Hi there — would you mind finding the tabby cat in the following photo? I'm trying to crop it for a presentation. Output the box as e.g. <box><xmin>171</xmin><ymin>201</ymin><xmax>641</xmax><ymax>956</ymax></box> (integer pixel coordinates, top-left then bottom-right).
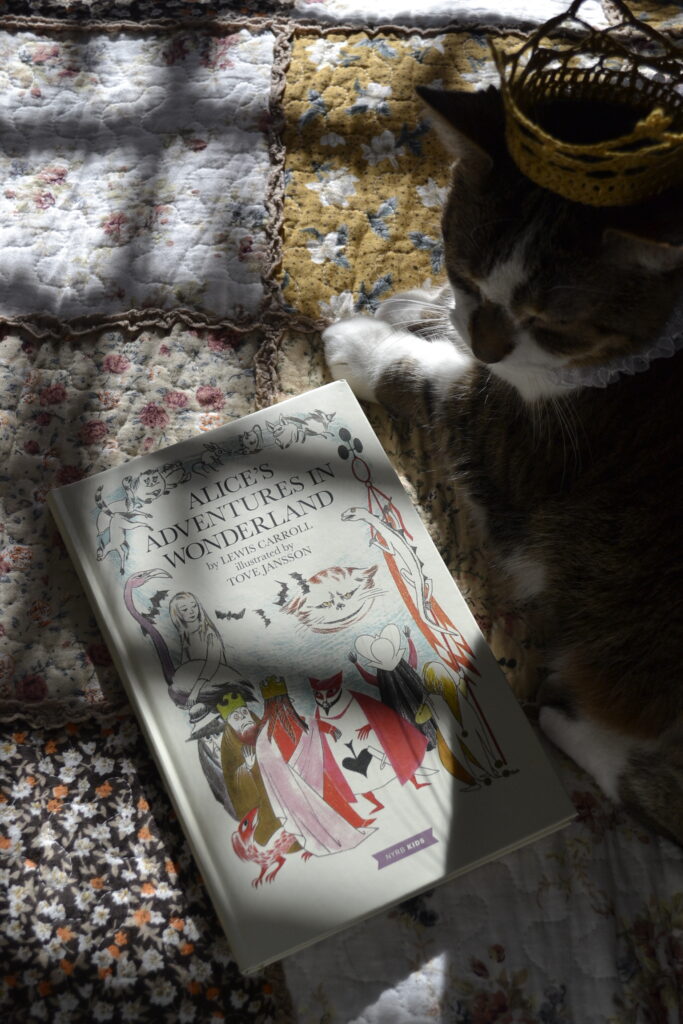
<box><xmin>323</xmin><ymin>86</ymin><xmax>683</xmax><ymax>844</ymax></box>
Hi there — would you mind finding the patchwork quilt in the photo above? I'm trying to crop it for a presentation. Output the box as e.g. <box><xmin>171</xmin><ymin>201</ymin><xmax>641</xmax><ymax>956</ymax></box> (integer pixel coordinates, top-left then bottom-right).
<box><xmin>1</xmin><ymin>1</ymin><xmax>682</xmax><ymax>1022</ymax></box>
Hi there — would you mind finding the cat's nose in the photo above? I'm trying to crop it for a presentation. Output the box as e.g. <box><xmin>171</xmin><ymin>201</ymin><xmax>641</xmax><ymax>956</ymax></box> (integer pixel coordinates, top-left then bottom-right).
<box><xmin>469</xmin><ymin>301</ymin><xmax>514</xmax><ymax>364</ymax></box>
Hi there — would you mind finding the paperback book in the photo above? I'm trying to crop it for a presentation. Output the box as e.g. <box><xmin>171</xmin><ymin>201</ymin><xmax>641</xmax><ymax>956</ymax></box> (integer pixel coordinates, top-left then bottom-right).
<box><xmin>48</xmin><ymin>380</ymin><xmax>575</xmax><ymax>974</ymax></box>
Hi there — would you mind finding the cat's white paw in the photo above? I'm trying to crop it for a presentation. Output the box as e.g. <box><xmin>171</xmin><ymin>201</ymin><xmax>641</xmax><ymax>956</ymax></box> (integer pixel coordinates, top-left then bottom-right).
<box><xmin>539</xmin><ymin>704</ymin><xmax>638</xmax><ymax>803</ymax></box>
<box><xmin>324</xmin><ymin>313</ymin><xmax>473</xmax><ymax>403</ymax></box>
<box><xmin>323</xmin><ymin>316</ymin><xmax>395</xmax><ymax>402</ymax></box>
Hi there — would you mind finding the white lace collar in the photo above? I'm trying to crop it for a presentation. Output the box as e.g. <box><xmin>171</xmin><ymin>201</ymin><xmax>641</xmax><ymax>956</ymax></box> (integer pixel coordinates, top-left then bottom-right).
<box><xmin>548</xmin><ymin>292</ymin><xmax>683</xmax><ymax>391</ymax></box>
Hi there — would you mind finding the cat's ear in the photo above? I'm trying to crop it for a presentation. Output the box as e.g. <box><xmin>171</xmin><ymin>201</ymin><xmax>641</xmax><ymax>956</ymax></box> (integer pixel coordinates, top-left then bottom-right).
<box><xmin>416</xmin><ymin>85</ymin><xmax>505</xmax><ymax>169</ymax></box>
<box><xmin>603</xmin><ymin>228</ymin><xmax>683</xmax><ymax>273</ymax></box>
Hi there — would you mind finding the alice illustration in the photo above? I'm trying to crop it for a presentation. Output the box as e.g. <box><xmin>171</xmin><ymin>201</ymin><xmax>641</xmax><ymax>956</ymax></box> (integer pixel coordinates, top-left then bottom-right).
<box><xmin>301</xmin><ymin>667</ymin><xmax>434</xmax><ymax>816</ymax></box>
<box><xmin>124</xmin><ymin>570</ymin><xmax>253</xmax><ymax>811</ymax></box>
<box><xmin>352</xmin><ymin>623</ymin><xmax>502</xmax><ymax>788</ymax></box>
<box><xmin>231</xmin><ymin>807</ymin><xmax>302</xmax><ymax>888</ymax></box>
<box><xmin>267</xmin><ymin>409</ymin><xmax>335</xmax><ymax>449</ymax></box>
<box><xmin>168</xmin><ymin>591</ymin><xmax>251</xmax><ymax>715</ymax></box>
<box><xmin>351</xmin><ymin>623</ymin><xmax>437</xmax><ymax>751</ymax></box>
<box><xmin>95</xmin><ymin>483</ymin><xmax>153</xmax><ymax>575</ymax></box>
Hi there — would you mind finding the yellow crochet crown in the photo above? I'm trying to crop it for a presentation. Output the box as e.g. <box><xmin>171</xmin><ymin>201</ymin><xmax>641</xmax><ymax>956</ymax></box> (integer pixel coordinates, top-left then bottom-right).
<box><xmin>490</xmin><ymin>0</ymin><xmax>683</xmax><ymax>206</ymax></box>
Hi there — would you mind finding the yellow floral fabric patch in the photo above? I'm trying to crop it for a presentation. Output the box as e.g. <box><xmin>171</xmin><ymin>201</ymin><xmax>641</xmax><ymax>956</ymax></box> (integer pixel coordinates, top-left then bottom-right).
<box><xmin>281</xmin><ymin>31</ymin><xmax>498</xmax><ymax>321</ymax></box>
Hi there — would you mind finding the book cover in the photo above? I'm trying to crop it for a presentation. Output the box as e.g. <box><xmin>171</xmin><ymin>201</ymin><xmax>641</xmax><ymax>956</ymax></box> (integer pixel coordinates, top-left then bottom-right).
<box><xmin>48</xmin><ymin>380</ymin><xmax>575</xmax><ymax>974</ymax></box>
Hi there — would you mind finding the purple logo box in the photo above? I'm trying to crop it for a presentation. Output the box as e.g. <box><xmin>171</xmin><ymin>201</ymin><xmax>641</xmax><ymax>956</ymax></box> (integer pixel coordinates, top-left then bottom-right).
<box><xmin>373</xmin><ymin>828</ymin><xmax>438</xmax><ymax>869</ymax></box>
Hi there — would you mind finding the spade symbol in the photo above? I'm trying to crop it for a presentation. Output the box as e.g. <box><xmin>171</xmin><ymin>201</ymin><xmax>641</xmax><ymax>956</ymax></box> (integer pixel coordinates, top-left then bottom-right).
<box><xmin>342</xmin><ymin>740</ymin><xmax>373</xmax><ymax>777</ymax></box>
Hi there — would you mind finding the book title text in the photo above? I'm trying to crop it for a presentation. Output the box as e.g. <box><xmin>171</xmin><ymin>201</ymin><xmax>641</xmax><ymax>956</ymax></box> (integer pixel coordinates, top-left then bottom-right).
<box><xmin>145</xmin><ymin>460</ymin><xmax>336</xmax><ymax>569</ymax></box>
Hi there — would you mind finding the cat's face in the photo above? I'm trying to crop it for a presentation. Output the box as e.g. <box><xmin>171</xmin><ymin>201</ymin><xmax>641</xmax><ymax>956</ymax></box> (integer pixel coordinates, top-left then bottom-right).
<box><xmin>278</xmin><ymin>565</ymin><xmax>380</xmax><ymax>633</ymax></box>
<box><xmin>419</xmin><ymin>86</ymin><xmax>683</xmax><ymax>398</ymax></box>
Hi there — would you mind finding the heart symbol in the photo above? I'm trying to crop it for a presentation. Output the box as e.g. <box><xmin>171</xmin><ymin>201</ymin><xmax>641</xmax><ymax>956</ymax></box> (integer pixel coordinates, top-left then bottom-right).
<box><xmin>342</xmin><ymin>748</ymin><xmax>373</xmax><ymax>777</ymax></box>
<box><xmin>355</xmin><ymin>623</ymin><xmax>403</xmax><ymax>670</ymax></box>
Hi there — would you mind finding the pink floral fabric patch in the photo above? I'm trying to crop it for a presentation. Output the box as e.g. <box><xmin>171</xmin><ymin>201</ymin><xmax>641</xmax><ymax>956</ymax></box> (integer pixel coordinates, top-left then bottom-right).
<box><xmin>0</xmin><ymin>324</ymin><xmax>262</xmax><ymax>719</ymax></box>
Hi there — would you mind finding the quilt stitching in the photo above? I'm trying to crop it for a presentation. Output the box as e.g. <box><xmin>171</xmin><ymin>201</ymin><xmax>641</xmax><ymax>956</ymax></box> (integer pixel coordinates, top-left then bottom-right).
<box><xmin>0</xmin><ymin>19</ymin><xmax>287</xmax><ymax>334</ymax></box>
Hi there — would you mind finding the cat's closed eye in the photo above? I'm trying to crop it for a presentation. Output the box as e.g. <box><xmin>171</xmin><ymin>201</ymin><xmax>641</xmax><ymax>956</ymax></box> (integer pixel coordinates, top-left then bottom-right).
<box><xmin>450</xmin><ymin>270</ymin><xmax>480</xmax><ymax>297</ymax></box>
<box><xmin>519</xmin><ymin>308</ymin><xmax>573</xmax><ymax>332</ymax></box>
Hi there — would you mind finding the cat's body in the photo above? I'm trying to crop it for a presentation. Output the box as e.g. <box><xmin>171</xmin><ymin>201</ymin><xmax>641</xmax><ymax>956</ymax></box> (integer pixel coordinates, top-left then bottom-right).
<box><xmin>323</xmin><ymin>86</ymin><xmax>683</xmax><ymax>843</ymax></box>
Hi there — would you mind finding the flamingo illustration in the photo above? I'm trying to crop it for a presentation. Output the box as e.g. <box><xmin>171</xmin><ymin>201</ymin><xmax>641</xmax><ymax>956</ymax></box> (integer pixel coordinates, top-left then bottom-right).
<box><xmin>123</xmin><ymin>568</ymin><xmax>176</xmax><ymax>684</ymax></box>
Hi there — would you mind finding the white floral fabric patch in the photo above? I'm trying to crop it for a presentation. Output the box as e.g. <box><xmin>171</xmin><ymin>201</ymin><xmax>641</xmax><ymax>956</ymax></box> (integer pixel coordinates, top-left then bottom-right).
<box><xmin>292</xmin><ymin>0</ymin><xmax>610</xmax><ymax>28</ymax></box>
<box><xmin>0</xmin><ymin>28</ymin><xmax>276</xmax><ymax>329</ymax></box>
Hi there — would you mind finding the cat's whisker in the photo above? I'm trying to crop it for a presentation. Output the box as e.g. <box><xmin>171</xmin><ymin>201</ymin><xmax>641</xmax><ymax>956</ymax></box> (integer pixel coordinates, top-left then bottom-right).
<box><xmin>420</xmin><ymin>329</ymin><xmax>454</xmax><ymax>343</ymax></box>
<box><xmin>528</xmin><ymin>394</ymin><xmax>540</xmax><ymax>449</ymax></box>
<box><xmin>382</xmin><ymin>317</ymin><xmax>451</xmax><ymax>331</ymax></box>
<box><xmin>384</xmin><ymin>318</ymin><xmax>452</xmax><ymax>339</ymax></box>
<box><xmin>548</xmin><ymin>397</ymin><xmax>570</xmax><ymax>475</ymax></box>
<box><xmin>530</xmin><ymin>393</ymin><xmax>547</xmax><ymax>452</ymax></box>
<box><xmin>560</xmin><ymin>393</ymin><xmax>588</xmax><ymax>468</ymax></box>
<box><xmin>548</xmin><ymin>393</ymin><xmax>582</xmax><ymax>480</ymax></box>
<box><xmin>391</xmin><ymin>306</ymin><xmax>450</xmax><ymax>318</ymax></box>
<box><xmin>380</xmin><ymin>302</ymin><xmax>452</xmax><ymax>316</ymax></box>
<box><xmin>381</xmin><ymin>297</ymin><xmax>450</xmax><ymax>309</ymax></box>
<box><xmin>389</xmin><ymin>315</ymin><xmax>450</xmax><ymax>327</ymax></box>
<box><xmin>411</xmin><ymin>322</ymin><xmax>452</xmax><ymax>335</ymax></box>
<box><xmin>475</xmin><ymin>365</ymin><xmax>493</xmax><ymax>405</ymax></box>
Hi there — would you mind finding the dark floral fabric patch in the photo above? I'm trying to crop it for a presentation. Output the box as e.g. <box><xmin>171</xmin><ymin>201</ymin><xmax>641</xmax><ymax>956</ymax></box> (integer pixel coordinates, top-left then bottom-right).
<box><xmin>0</xmin><ymin>714</ymin><xmax>289</xmax><ymax>1022</ymax></box>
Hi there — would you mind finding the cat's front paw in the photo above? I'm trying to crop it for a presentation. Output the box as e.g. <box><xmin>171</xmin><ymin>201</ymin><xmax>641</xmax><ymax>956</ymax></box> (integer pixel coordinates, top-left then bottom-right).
<box><xmin>323</xmin><ymin>316</ymin><xmax>394</xmax><ymax>402</ymax></box>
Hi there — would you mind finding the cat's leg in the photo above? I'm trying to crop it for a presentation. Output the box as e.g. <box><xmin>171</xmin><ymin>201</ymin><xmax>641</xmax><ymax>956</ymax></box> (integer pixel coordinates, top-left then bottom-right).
<box><xmin>539</xmin><ymin>676</ymin><xmax>683</xmax><ymax>844</ymax></box>
<box><xmin>323</xmin><ymin>315</ymin><xmax>472</xmax><ymax>405</ymax></box>
<box><xmin>538</xmin><ymin>693</ymin><xmax>640</xmax><ymax>802</ymax></box>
